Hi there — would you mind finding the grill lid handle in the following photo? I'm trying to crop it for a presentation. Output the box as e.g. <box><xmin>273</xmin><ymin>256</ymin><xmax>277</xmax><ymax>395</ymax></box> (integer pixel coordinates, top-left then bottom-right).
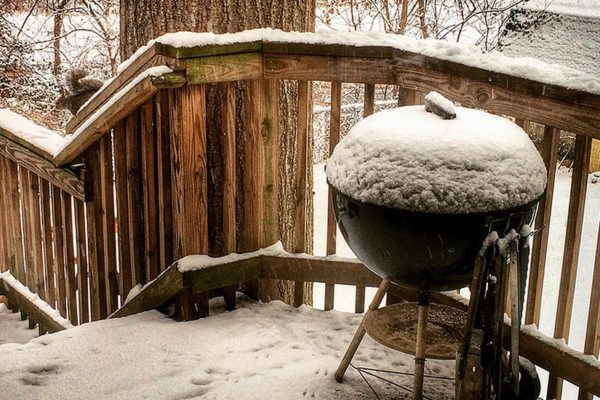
<box><xmin>424</xmin><ymin>91</ymin><xmax>456</xmax><ymax>120</ymax></box>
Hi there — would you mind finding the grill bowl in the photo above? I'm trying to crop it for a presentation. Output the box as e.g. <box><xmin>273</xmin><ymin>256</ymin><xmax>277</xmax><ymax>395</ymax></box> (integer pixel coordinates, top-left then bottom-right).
<box><xmin>330</xmin><ymin>185</ymin><xmax>540</xmax><ymax>291</ymax></box>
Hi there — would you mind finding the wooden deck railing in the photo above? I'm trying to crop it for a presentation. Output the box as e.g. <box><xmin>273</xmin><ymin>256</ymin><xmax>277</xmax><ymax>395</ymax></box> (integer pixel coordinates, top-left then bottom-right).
<box><xmin>0</xmin><ymin>33</ymin><xmax>599</xmax><ymax>399</ymax></box>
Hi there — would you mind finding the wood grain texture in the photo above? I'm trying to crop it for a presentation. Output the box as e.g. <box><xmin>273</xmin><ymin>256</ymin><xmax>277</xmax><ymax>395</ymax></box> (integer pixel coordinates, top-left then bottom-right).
<box><xmin>326</xmin><ymin>81</ymin><xmax>342</xmax><ymax>257</ymax></box>
<box><xmin>62</xmin><ymin>191</ymin><xmax>78</xmax><ymax>323</ymax></box>
<box><xmin>155</xmin><ymin>92</ymin><xmax>173</xmax><ymax>270</ymax></box>
<box><xmin>40</xmin><ymin>181</ymin><xmax>56</xmax><ymax>308</ymax></box>
<box><xmin>140</xmin><ymin>100</ymin><xmax>160</xmax><ymax>281</ymax></box>
<box><xmin>264</xmin><ymin>53</ymin><xmax>600</xmax><ymax>138</ymax></box>
<box><xmin>363</xmin><ymin>83</ymin><xmax>375</xmax><ymax>117</ymax></box>
<box><xmin>185</xmin><ymin>53</ymin><xmax>262</xmax><ymax>84</ymax></box>
<box><xmin>170</xmin><ymin>85</ymin><xmax>209</xmax><ymax>258</ymax></box>
<box><xmin>51</xmin><ymin>186</ymin><xmax>68</xmax><ymax>319</ymax></box>
<box><xmin>0</xmin><ymin>134</ymin><xmax>84</xmax><ymax>200</ymax></box>
<box><xmin>548</xmin><ymin>134</ymin><xmax>592</xmax><ymax>399</ymax></box>
<box><xmin>74</xmin><ymin>200</ymin><xmax>90</xmax><ymax>324</ymax></box>
<box><xmin>56</xmin><ymin>78</ymin><xmax>159</xmax><ymax>166</ymax></box>
<box><xmin>113</xmin><ymin>120</ymin><xmax>133</xmax><ymax>299</ymax></box>
<box><xmin>525</xmin><ymin>126</ymin><xmax>559</xmax><ymax>325</ymax></box>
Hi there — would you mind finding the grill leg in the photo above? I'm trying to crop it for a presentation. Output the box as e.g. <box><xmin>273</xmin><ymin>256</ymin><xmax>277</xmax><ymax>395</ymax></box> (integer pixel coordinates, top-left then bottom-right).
<box><xmin>335</xmin><ymin>277</ymin><xmax>390</xmax><ymax>382</ymax></box>
<box><xmin>413</xmin><ymin>292</ymin><xmax>429</xmax><ymax>400</ymax></box>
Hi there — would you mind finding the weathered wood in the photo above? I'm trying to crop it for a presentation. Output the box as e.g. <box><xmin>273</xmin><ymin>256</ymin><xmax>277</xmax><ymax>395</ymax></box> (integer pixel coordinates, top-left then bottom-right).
<box><xmin>0</xmin><ymin>157</ymin><xmax>9</xmax><ymax>270</ymax></box>
<box><xmin>85</xmin><ymin>145</ymin><xmax>108</xmax><ymax>320</ymax></box>
<box><xmin>170</xmin><ymin>85</ymin><xmax>209</xmax><ymax>259</ymax></box>
<box><xmin>74</xmin><ymin>200</ymin><xmax>90</xmax><ymax>324</ymax></box>
<box><xmin>363</xmin><ymin>83</ymin><xmax>375</xmax><ymax>117</ymax></box>
<box><xmin>0</xmin><ymin>134</ymin><xmax>85</xmax><ymax>200</ymax></box>
<box><xmin>113</xmin><ymin>120</ymin><xmax>133</xmax><ymax>300</ymax></box>
<box><xmin>397</xmin><ymin>87</ymin><xmax>417</xmax><ymax>106</ymax></box>
<box><xmin>40</xmin><ymin>181</ymin><xmax>56</xmax><ymax>308</ymax></box>
<box><xmin>221</xmin><ymin>82</ymin><xmax>237</xmax><ymax>310</ymax></box>
<box><xmin>20</xmin><ymin>171</ymin><xmax>34</xmax><ymax>288</ymax></box>
<box><xmin>326</xmin><ymin>81</ymin><xmax>342</xmax><ymax>257</ymax></box>
<box><xmin>3</xmin><ymin>159</ymin><xmax>24</xmax><ymax>280</ymax></box>
<box><xmin>62</xmin><ymin>192</ymin><xmax>78</xmax><ymax>324</ymax></box>
<box><xmin>150</xmin><ymin>71</ymin><xmax>187</xmax><ymax>89</ymax></box>
<box><xmin>525</xmin><ymin>126</ymin><xmax>559</xmax><ymax>325</ymax></box>
<box><xmin>293</xmin><ymin>80</ymin><xmax>311</xmax><ymax>253</ymax></box>
<box><xmin>51</xmin><ymin>186</ymin><xmax>68</xmax><ymax>318</ymax></box>
<box><xmin>124</xmin><ymin>112</ymin><xmax>144</xmax><ymax>286</ymax></box>
<box><xmin>324</xmin><ymin>283</ymin><xmax>335</xmax><ymax>311</ymax></box>
<box><xmin>355</xmin><ymin>285</ymin><xmax>365</xmax><ymax>313</ymax></box>
<box><xmin>140</xmin><ymin>100</ymin><xmax>160</xmax><ymax>281</ymax></box>
<box><xmin>56</xmin><ymin>77</ymin><xmax>160</xmax><ymax>166</ymax></box>
<box><xmin>185</xmin><ymin>53</ymin><xmax>262</xmax><ymax>84</ymax></box>
<box><xmin>98</xmin><ymin>137</ymin><xmax>118</xmax><ymax>314</ymax></box>
<box><xmin>0</xmin><ymin>277</ymin><xmax>68</xmax><ymax>333</ymax></box>
<box><xmin>66</xmin><ymin>45</ymin><xmax>159</xmax><ymax>134</ymax></box>
<box><xmin>548</xmin><ymin>134</ymin><xmax>592</xmax><ymax>399</ymax></box>
<box><xmin>156</xmin><ymin>41</ymin><xmax>263</xmax><ymax>60</ymax></box>
<box><xmin>185</xmin><ymin>257</ymin><xmax>262</xmax><ymax>295</ymax></box>
<box><xmin>109</xmin><ymin>264</ymin><xmax>184</xmax><ymax>319</ymax></box>
<box><xmin>263</xmin><ymin>53</ymin><xmax>600</xmax><ymax>138</ymax></box>
<box><xmin>155</xmin><ymin>92</ymin><xmax>173</xmax><ymax>270</ymax></box>
<box><xmin>578</xmin><ymin>223</ymin><xmax>600</xmax><ymax>400</ymax></box>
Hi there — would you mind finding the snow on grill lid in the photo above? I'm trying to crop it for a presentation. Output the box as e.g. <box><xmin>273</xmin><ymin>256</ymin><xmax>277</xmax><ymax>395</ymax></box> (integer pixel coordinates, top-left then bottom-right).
<box><xmin>326</xmin><ymin>102</ymin><xmax>547</xmax><ymax>214</ymax></box>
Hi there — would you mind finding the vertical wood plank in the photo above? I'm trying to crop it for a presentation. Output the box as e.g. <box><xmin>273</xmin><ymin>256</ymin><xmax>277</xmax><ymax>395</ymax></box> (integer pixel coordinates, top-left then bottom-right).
<box><xmin>30</xmin><ymin>175</ymin><xmax>45</xmax><ymax>299</ymax></box>
<box><xmin>85</xmin><ymin>144</ymin><xmax>108</xmax><ymax>320</ymax></box>
<box><xmin>325</xmin><ymin>81</ymin><xmax>342</xmax><ymax>310</ymax></box>
<box><xmin>20</xmin><ymin>170</ymin><xmax>35</xmax><ymax>288</ymax></box>
<box><xmin>125</xmin><ymin>112</ymin><xmax>144</xmax><ymax>286</ymax></box>
<box><xmin>75</xmin><ymin>200</ymin><xmax>90</xmax><ymax>324</ymax></box>
<box><xmin>0</xmin><ymin>157</ymin><xmax>8</xmax><ymax>271</ymax></box>
<box><xmin>355</xmin><ymin>285</ymin><xmax>366</xmax><ymax>313</ymax></box>
<box><xmin>548</xmin><ymin>134</ymin><xmax>592</xmax><ymax>399</ymax></box>
<box><xmin>52</xmin><ymin>186</ymin><xmax>68</xmax><ymax>318</ymax></box>
<box><xmin>170</xmin><ymin>85</ymin><xmax>209</xmax><ymax>259</ymax></box>
<box><xmin>99</xmin><ymin>136</ymin><xmax>118</xmax><ymax>314</ymax></box>
<box><xmin>221</xmin><ymin>82</ymin><xmax>237</xmax><ymax>309</ymax></box>
<box><xmin>525</xmin><ymin>126</ymin><xmax>559</xmax><ymax>325</ymax></box>
<box><xmin>364</xmin><ymin>83</ymin><xmax>375</xmax><ymax>117</ymax></box>
<box><xmin>62</xmin><ymin>191</ymin><xmax>78</xmax><ymax>323</ymax></box>
<box><xmin>397</xmin><ymin>87</ymin><xmax>417</xmax><ymax>107</ymax></box>
<box><xmin>113</xmin><ymin>120</ymin><xmax>133</xmax><ymax>300</ymax></box>
<box><xmin>155</xmin><ymin>91</ymin><xmax>173</xmax><ymax>270</ymax></box>
<box><xmin>578</xmin><ymin>223</ymin><xmax>600</xmax><ymax>400</ymax></box>
<box><xmin>40</xmin><ymin>181</ymin><xmax>56</xmax><ymax>308</ymax></box>
<box><xmin>7</xmin><ymin>160</ymin><xmax>25</xmax><ymax>280</ymax></box>
<box><xmin>293</xmin><ymin>80</ymin><xmax>312</xmax><ymax>306</ymax></box>
<box><xmin>140</xmin><ymin>100</ymin><xmax>160</xmax><ymax>281</ymax></box>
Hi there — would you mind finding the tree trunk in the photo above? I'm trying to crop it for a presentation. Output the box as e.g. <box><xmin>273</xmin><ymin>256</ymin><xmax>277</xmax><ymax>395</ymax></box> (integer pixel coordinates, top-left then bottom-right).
<box><xmin>119</xmin><ymin>0</ymin><xmax>315</xmax><ymax>305</ymax></box>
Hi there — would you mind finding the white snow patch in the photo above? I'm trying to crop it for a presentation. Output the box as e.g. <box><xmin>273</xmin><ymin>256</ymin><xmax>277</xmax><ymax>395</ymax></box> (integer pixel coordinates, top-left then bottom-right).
<box><xmin>0</xmin><ymin>303</ymin><xmax>38</xmax><ymax>345</ymax></box>
<box><xmin>0</xmin><ymin>297</ymin><xmax>456</xmax><ymax>399</ymax></box>
<box><xmin>0</xmin><ymin>271</ymin><xmax>73</xmax><ymax>330</ymax></box>
<box><xmin>326</xmin><ymin>106</ymin><xmax>547</xmax><ymax>214</ymax></box>
<box><xmin>0</xmin><ymin>110</ymin><xmax>69</xmax><ymax>157</ymax></box>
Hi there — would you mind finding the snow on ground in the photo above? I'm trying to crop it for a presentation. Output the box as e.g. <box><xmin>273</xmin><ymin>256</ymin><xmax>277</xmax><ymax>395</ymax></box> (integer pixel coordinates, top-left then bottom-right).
<box><xmin>326</xmin><ymin>105</ymin><xmax>546</xmax><ymax>214</ymax></box>
<box><xmin>0</xmin><ymin>297</ymin><xmax>455</xmax><ymax>400</ymax></box>
<box><xmin>0</xmin><ymin>303</ymin><xmax>38</xmax><ymax>345</ymax></box>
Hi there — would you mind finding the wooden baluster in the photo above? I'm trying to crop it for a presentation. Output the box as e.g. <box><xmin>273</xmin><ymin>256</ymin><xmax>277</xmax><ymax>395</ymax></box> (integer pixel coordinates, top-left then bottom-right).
<box><xmin>75</xmin><ymin>200</ymin><xmax>90</xmax><ymax>324</ymax></box>
<box><xmin>293</xmin><ymin>80</ymin><xmax>312</xmax><ymax>307</ymax></box>
<box><xmin>526</xmin><ymin>126</ymin><xmax>559</xmax><ymax>325</ymax></box>
<box><xmin>52</xmin><ymin>186</ymin><xmax>68</xmax><ymax>318</ymax></box>
<box><xmin>364</xmin><ymin>83</ymin><xmax>375</xmax><ymax>117</ymax></box>
<box><xmin>547</xmin><ymin>134</ymin><xmax>592</xmax><ymax>399</ymax></box>
<box><xmin>7</xmin><ymin>160</ymin><xmax>25</xmax><ymax>281</ymax></box>
<box><xmin>113</xmin><ymin>120</ymin><xmax>133</xmax><ymax>301</ymax></box>
<box><xmin>325</xmin><ymin>81</ymin><xmax>342</xmax><ymax>311</ymax></box>
<box><xmin>155</xmin><ymin>91</ymin><xmax>173</xmax><ymax>271</ymax></box>
<box><xmin>62</xmin><ymin>192</ymin><xmax>78</xmax><ymax>323</ymax></box>
<box><xmin>40</xmin><ymin>181</ymin><xmax>56</xmax><ymax>309</ymax></box>
<box><xmin>220</xmin><ymin>82</ymin><xmax>237</xmax><ymax>310</ymax></box>
<box><xmin>140</xmin><ymin>100</ymin><xmax>160</xmax><ymax>282</ymax></box>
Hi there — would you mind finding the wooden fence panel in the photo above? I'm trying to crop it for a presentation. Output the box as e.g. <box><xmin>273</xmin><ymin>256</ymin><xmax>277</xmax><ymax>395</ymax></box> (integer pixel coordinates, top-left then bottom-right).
<box><xmin>62</xmin><ymin>192</ymin><xmax>78</xmax><ymax>323</ymax></box>
<box><xmin>155</xmin><ymin>92</ymin><xmax>173</xmax><ymax>270</ymax></box>
<box><xmin>40</xmin><ymin>181</ymin><xmax>56</xmax><ymax>308</ymax></box>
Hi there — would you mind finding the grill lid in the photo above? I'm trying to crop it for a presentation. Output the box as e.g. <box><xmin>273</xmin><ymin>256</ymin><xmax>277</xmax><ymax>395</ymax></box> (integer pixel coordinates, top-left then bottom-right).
<box><xmin>326</xmin><ymin>92</ymin><xmax>547</xmax><ymax>214</ymax></box>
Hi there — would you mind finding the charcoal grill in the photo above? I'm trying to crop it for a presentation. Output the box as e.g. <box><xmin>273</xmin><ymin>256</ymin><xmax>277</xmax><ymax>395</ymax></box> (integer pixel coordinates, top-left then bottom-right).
<box><xmin>332</xmin><ymin>93</ymin><xmax>546</xmax><ymax>400</ymax></box>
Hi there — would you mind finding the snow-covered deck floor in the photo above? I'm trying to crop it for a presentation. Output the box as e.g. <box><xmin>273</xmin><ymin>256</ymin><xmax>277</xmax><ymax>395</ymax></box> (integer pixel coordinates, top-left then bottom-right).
<box><xmin>0</xmin><ymin>297</ymin><xmax>455</xmax><ymax>400</ymax></box>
